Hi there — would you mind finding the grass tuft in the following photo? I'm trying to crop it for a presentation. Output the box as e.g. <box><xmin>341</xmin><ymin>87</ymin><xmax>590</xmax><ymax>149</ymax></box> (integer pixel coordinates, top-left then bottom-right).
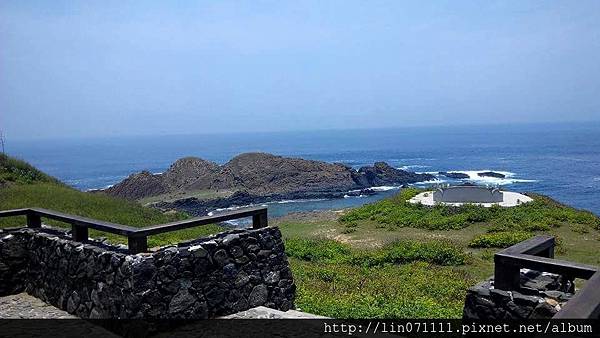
<box><xmin>468</xmin><ymin>231</ymin><xmax>533</xmax><ymax>248</ymax></box>
<box><xmin>285</xmin><ymin>238</ymin><xmax>468</xmax><ymax>266</ymax></box>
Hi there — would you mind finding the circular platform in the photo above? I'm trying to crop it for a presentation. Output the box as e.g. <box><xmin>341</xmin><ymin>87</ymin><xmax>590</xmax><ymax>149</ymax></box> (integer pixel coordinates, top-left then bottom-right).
<box><xmin>408</xmin><ymin>190</ymin><xmax>533</xmax><ymax>207</ymax></box>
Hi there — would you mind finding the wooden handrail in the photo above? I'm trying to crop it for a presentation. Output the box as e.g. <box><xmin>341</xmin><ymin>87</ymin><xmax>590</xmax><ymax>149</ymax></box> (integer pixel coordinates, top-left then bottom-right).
<box><xmin>0</xmin><ymin>206</ymin><xmax>268</xmax><ymax>254</ymax></box>
<box><xmin>493</xmin><ymin>235</ymin><xmax>600</xmax><ymax>319</ymax></box>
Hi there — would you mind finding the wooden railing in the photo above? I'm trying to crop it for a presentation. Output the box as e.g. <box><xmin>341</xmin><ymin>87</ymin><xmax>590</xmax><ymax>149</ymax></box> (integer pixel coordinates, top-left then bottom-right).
<box><xmin>0</xmin><ymin>206</ymin><xmax>268</xmax><ymax>254</ymax></box>
<box><xmin>494</xmin><ymin>235</ymin><xmax>600</xmax><ymax>319</ymax></box>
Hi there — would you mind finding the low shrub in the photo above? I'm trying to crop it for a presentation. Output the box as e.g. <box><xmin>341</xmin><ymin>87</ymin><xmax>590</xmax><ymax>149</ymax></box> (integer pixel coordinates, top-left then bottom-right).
<box><xmin>284</xmin><ymin>238</ymin><xmax>352</xmax><ymax>262</ymax></box>
<box><xmin>468</xmin><ymin>231</ymin><xmax>534</xmax><ymax>248</ymax></box>
<box><xmin>570</xmin><ymin>224</ymin><xmax>590</xmax><ymax>234</ymax></box>
<box><xmin>285</xmin><ymin>238</ymin><xmax>467</xmax><ymax>266</ymax></box>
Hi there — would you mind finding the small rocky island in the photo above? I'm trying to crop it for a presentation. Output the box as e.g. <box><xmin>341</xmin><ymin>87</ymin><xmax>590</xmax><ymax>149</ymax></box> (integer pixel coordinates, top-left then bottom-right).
<box><xmin>101</xmin><ymin>152</ymin><xmax>434</xmax><ymax>215</ymax></box>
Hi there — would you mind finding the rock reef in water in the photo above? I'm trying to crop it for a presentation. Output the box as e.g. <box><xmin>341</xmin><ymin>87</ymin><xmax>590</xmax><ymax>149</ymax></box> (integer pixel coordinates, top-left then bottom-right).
<box><xmin>102</xmin><ymin>152</ymin><xmax>434</xmax><ymax>201</ymax></box>
<box><xmin>438</xmin><ymin>171</ymin><xmax>470</xmax><ymax>179</ymax></box>
<box><xmin>478</xmin><ymin>171</ymin><xmax>506</xmax><ymax>178</ymax></box>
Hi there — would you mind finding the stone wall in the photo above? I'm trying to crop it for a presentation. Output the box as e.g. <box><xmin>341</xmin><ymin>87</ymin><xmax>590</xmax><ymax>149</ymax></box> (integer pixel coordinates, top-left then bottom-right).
<box><xmin>463</xmin><ymin>269</ymin><xmax>574</xmax><ymax>319</ymax></box>
<box><xmin>0</xmin><ymin>226</ymin><xmax>295</xmax><ymax>319</ymax></box>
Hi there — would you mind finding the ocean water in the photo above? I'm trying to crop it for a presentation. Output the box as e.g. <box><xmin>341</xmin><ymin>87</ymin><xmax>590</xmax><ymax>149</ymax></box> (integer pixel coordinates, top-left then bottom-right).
<box><xmin>7</xmin><ymin>122</ymin><xmax>600</xmax><ymax>218</ymax></box>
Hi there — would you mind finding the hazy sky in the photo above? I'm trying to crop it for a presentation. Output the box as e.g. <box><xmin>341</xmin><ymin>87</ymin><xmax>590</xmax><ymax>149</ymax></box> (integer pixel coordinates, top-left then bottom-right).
<box><xmin>1</xmin><ymin>1</ymin><xmax>600</xmax><ymax>140</ymax></box>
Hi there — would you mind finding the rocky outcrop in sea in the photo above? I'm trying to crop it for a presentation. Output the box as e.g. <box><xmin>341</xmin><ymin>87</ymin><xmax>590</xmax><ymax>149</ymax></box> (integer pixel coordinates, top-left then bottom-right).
<box><xmin>102</xmin><ymin>153</ymin><xmax>434</xmax><ymax>202</ymax></box>
<box><xmin>478</xmin><ymin>171</ymin><xmax>506</xmax><ymax>178</ymax></box>
<box><xmin>438</xmin><ymin>171</ymin><xmax>470</xmax><ymax>179</ymax></box>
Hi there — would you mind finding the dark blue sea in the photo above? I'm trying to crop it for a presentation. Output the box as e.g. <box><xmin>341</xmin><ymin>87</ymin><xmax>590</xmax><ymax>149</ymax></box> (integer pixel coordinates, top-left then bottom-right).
<box><xmin>7</xmin><ymin>122</ymin><xmax>600</xmax><ymax>217</ymax></box>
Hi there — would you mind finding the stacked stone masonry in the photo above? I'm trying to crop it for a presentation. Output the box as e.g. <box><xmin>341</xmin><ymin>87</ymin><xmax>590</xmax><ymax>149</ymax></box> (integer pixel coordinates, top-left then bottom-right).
<box><xmin>0</xmin><ymin>226</ymin><xmax>295</xmax><ymax>319</ymax></box>
<box><xmin>463</xmin><ymin>269</ymin><xmax>574</xmax><ymax>319</ymax></box>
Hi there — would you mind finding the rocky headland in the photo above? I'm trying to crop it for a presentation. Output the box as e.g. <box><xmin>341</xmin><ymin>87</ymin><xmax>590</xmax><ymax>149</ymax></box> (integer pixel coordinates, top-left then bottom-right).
<box><xmin>102</xmin><ymin>152</ymin><xmax>433</xmax><ymax>215</ymax></box>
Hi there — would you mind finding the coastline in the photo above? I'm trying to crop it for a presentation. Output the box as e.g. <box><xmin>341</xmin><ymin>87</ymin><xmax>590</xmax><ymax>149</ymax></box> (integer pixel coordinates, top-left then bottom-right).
<box><xmin>9</xmin><ymin>124</ymin><xmax>600</xmax><ymax>216</ymax></box>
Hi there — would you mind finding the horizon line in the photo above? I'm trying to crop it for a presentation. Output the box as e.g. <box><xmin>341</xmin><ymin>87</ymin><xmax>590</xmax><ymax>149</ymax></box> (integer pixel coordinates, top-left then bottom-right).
<box><xmin>5</xmin><ymin>119</ymin><xmax>600</xmax><ymax>143</ymax></box>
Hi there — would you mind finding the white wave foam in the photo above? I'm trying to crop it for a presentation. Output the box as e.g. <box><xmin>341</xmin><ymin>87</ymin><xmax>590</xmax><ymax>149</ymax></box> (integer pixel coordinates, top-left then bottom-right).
<box><xmin>224</xmin><ymin>219</ymin><xmax>242</xmax><ymax>226</ymax></box>
<box><xmin>370</xmin><ymin>186</ymin><xmax>401</xmax><ymax>192</ymax></box>
<box><xmin>414</xmin><ymin>178</ymin><xmax>447</xmax><ymax>185</ymax></box>
<box><xmin>275</xmin><ymin>198</ymin><xmax>328</xmax><ymax>204</ymax></box>
<box><xmin>421</xmin><ymin>170</ymin><xmax>535</xmax><ymax>185</ymax></box>
<box><xmin>399</xmin><ymin>165</ymin><xmax>431</xmax><ymax>171</ymax></box>
<box><xmin>212</xmin><ymin>205</ymin><xmax>253</xmax><ymax>212</ymax></box>
<box><xmin>446</xmin><ymin>170</ymin><xmax>537</xmax><ymax>185</ymax></box>
<box><xmin>417</xmin><ymin>169</ymin><xmax>536</xmax><ymax>185</ymax></box>
<box><xmin>85</xmin><ymin>183</ymin><xmax>114</xmax><ymax>191</ymax></box>
<box><xmin>344</xmin><ymin>194</ymin><xmax>367</xmax><ymax>198</ymax></box>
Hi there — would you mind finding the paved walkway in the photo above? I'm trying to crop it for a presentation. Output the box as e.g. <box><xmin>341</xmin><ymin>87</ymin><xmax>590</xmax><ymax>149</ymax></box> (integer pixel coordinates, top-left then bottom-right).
<box><xmin>0</xmin><ymin>293</ymin><xmax>76</xmax><ymax>319</ymax></box>
<box><xmin>0</xmin><ymin>293</ymin><xmax>325</xmax><ymax>319</ymax></box>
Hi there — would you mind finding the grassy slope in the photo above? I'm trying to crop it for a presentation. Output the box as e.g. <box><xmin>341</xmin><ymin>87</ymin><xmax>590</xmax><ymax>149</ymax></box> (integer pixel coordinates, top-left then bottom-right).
<box><xmin>0</xmin><ymin>154</ymin><xmax>223</xmax><ymax>248</ymax></box>
<box><xmin>275</xmin><ymin>188</ymin><xmax>600</xmax><ymax>318</ymax></box>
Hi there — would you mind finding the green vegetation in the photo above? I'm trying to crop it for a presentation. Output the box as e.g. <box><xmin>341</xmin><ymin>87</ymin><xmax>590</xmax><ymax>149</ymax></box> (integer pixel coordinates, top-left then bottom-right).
<box><xmin>276</xmin><ymin>186</ymin><xmax>600</xmax><ymax>318</ymax></box>
<box><xmin>286</xmin><ymin>238</ymin><xmax>471</xmax><ymax>318</ymax></box>
<box><xmin>0</xmin><ymin>153</ymin><xmax>61</xmax><ymax>185</ymax></box>
<box><xmin>339</xmin><ymin>187</ymin><xmax>598</xmax><ymax>260</ymax></box>
<box><xmin>2</xmin><ymin>155</ymin><xmax>599</xmax><ymax>319</ymax></box>
<box><xmin>0</xmin><ymin>155</ymin><xmax>223</xmax><ymax>248</ymax></box>
<box><xmin>291</xmin><ymin>260</ymin><xmax>473</xmax><ymax>318</ymax></box>
<box><xmin>468</xmin><ymin>231</ymin><xmax>533</xmax><ymax>248</ymax></box>
<box><xmin>285</xmin><ymin>238</ymin><xmax>467</xmax><ymax>266</ymax></box>
<box><xmin>340</xmin><ymin>188</ymin><xmax>600</xmax><ymax>232</ymax></box>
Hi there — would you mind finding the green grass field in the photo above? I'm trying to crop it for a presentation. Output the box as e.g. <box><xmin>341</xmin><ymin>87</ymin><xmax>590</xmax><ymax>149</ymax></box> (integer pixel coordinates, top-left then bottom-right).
<box><xmin>273</xmin><ymin>188</ymin><xmax>600</xmax><ymax>318</ymax></box>
<box><xmin>2</xmin><ymin>154</ymin><xmax>599</xmax><ymax>318</ymax></box>
<box><xmin>0</xmin><ymin>154</ymin><xmax>224</xmax><ymax>248</ymax></box>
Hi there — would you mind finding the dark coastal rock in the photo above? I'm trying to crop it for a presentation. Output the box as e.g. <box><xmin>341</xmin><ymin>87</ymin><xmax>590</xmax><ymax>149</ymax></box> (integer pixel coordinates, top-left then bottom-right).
<box><xmin>212</xmin><ymin>153</ymin><xmax>357</xmax><ymax>195</ymax></box>
<box><xmin>478</xmin><ymin>171</ymin><xmax>506</xmax><ymax>178</ymax></box>
<box><xmin>102</xmin><ymin>152</ymin><xmax>433</xmax><ymax>201</ymax></box>
<box><xmin>344</xmin><ymin>188</ymin><xmax>377</xmax><ymax>197</ymax></box>
<box><xmin>153</xmin><ymin>189</ymin><xmax>380</xmax><ymax>217</ymax></box>
<box><xmin>103</xmin><ymin>171</ymin><xmax>167</xmax><ymax>200</ymax></box>
<box><xmin>439</xmin><ymin>171</ymin><xmax>469</xmax><ymax>179</ymax></box>
<box><xmin>162</xmin><ymin>157</ymin><xmax>220</xmax><ymax>191</ymax></box>
<box><xmin>355</xmin><ymin>162</ymin><xmax>432</xmax><ymax>187</ymax></box>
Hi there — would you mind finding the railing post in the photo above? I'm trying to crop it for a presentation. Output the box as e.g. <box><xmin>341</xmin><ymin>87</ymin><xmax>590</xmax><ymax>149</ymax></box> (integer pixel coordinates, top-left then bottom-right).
<box><xmin>26</xmin><ymin>212</ymin><xmax>41</xmax><ymax>228</ymax></box>
<box><xmin>128</xmin><ymin>235</ymin><xmax>148</xmax><ymax>254</ymax></box>
<box><xmin>540</xmin><ymin>240</ymin><xmax>555</xmax><ymax>258</ymax></box>
<box><xmin>252</xmin><ymin>209</ymin><xmax>268</xmax><ymax>229</ymax></box>
<box><xmin>72</xmin><ymin>223</ymin><xmax>89</xmax><ymax>242</ymax></box>
<box><xmin>494</xmin><ymin>255</ymin><xmax>521</xmax><ymax>290</ymax></box>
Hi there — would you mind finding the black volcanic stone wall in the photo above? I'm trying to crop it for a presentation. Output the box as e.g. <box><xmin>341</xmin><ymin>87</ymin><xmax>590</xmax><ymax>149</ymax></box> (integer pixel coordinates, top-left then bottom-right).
<box><xmin>463</xmin><ymin>270</ymin><xmax>575</xmax><ymax>319</ymax></box>
<box><xmin>0</xmin><ymin>231</ymin><xmax>28</xmax><ymax>295</ymax></box>
<box><xmin>0</xmin><ymin>226</ymin><xmax>295</xmax><ymax>319</ymax></box>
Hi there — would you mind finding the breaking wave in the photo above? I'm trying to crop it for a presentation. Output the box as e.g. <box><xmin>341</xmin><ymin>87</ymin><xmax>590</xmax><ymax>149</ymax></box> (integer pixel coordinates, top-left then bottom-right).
<box><xmin>417</xmin><ymin>170</ymin><xmax>537</xmax><ymax>186</ymax></box>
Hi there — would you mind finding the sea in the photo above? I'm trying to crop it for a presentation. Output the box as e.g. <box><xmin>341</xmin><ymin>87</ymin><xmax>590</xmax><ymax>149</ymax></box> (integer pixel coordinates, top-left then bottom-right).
<box><xmin>7</xmin><ymin>122</ymin><xmax>600</xmax><ymax>218</ymax></box>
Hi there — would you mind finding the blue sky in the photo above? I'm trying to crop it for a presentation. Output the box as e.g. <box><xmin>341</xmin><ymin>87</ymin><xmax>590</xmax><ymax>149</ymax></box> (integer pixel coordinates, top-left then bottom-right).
<box><xmin>1</xmin><ymin>1</ymin><xmax>600</xmax><ymax>139</ymax></box>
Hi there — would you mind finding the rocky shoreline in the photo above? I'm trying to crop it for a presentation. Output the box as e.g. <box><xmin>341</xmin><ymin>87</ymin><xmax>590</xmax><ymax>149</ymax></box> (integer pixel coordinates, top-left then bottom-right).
<box><xmin>150</xmin><ymin>188</ymin><xmax>380</xmax><ymax>217</ymax></box>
